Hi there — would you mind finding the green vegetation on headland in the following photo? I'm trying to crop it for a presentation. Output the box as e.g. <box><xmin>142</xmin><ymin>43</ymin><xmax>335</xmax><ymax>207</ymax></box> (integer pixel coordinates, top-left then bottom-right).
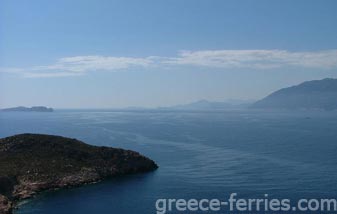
<box><xmin>0</xmin><ymin>134</ymin><xmax>158</xmax><ymax>214</ymax></box>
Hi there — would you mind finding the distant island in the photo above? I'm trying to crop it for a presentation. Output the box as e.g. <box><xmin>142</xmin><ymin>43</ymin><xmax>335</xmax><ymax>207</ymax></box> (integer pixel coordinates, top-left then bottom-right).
<box><xmin>251</xmin><ymin>78</ymin><xmax>337</xmax><ymax>110</ymax></box>
<box><xmin>0</xmin><ymin>134</ymin><xmax>158</xmax><ymax>214</ymax></box>
<box><xmin>1</xmin><ymin>106</ymin><xmax>54</xmax><ymax>112</ymax></box>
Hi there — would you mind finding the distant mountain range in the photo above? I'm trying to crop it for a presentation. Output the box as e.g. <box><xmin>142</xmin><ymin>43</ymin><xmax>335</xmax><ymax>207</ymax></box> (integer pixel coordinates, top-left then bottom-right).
<box><xmin>252</xmin><ymin>78</ymin><xmax>337</xmax><ymax>110</ymax></box>
<box><xmin>163</xmin><ymin>99</ymin><xmax>254</xmax><ymax>110</ymax></box>
<box><xmin>3</xmin><ymin>78</ymin><xmax>337</xmax><ymax>112</ymax></box>
<box><xmin>166</xmin><ymin>78</ymin><xmax>337</xmax><ymax>111</ymax></box>
<box><xmin>1</xmin><ymin>106</ymin><xmax>54</xmax><ymax>112</ymax></box>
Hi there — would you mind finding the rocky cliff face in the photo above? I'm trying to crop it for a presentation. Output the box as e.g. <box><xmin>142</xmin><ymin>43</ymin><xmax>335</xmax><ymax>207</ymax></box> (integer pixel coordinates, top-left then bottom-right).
<box><xmin>0</xmin><ymin>134</ymin><xmax>158</xmax><ymax>214</ymax></box>
<box><xmin>0</xmin><ymin>196</ymin><xmax>12</xmax><ymax>214</ymax></box>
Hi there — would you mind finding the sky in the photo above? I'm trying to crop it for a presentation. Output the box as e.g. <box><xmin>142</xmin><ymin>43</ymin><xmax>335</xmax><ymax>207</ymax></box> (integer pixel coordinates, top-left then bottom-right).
<box><xmin>1</xmin><ymin>0</ymin><xmax>337</xmax><ymax>108</ymax></box>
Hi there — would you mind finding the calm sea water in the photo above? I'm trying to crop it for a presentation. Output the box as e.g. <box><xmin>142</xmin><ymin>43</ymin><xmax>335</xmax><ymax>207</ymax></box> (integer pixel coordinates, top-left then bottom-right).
<box><xmin>1</xmin><ymin>109</ymin><xmax>337</xmax><ymax>214</ymax></box>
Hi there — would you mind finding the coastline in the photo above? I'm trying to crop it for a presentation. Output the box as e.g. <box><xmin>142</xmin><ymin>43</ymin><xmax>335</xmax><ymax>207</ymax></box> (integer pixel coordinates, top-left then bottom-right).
<box><xmin>0</xmin><ymin>134</ymin><xmax>158</xmax><ymax>214</ymax></box>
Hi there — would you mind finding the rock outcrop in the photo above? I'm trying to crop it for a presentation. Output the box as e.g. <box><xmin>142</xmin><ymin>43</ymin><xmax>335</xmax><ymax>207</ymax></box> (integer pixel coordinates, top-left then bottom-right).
<box><xmin>0</xmin><ymin>134</ymin><xmax>158</xmax><ymax>214</ymax></box>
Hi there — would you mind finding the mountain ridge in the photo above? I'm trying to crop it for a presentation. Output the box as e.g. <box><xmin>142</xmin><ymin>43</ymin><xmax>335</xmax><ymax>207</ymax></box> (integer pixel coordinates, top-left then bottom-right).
<box><xmin>252</xmin><ymin>78</ymin><xmax>337</xmax><ymax>110</ymax></box>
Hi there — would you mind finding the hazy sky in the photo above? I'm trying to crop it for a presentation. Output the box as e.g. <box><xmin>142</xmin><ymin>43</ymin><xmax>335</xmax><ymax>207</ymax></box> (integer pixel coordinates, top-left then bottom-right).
<box><xmin>1</xmin><ymin>0</ymin><xmax>337</xmax><ymax>108</ymax></box>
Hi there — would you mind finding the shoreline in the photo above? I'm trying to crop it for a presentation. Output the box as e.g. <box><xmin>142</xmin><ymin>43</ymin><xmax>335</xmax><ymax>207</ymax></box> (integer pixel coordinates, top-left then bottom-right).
<box><xmin>0</xmin><ymin>134</ymin><xmax>158</xmax><ymax>214</ymax></box>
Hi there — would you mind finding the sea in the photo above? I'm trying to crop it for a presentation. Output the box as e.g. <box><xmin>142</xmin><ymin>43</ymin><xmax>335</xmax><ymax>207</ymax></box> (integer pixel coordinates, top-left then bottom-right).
<box><xmin>1</xmin><ymin>109</ymin><xmax>337</xmax><ymax>214</ymax></box>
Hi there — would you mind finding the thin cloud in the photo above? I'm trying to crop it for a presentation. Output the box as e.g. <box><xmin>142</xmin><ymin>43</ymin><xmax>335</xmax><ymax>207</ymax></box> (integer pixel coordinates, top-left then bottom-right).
<box><xmin>23</xmin><ymin>72</ymin><xmax>84</xmax><ymax>78</ymax></box>
<box><xmin>46</xmin><ymin>55</ymin><xmax>153</xmax><ymax>72</ymax></box>
<box><xmin>164</xmin><ymin>49</ymin><xmax>337</xmax><ymax>69</ymax></box>
<box><xmin>1</xmin><ymin>50</ymin><xmax>337</xmax><ymax>78</ymax></box>
<box><xmin>0</xmin><ymin>67</ymin><xmax>25</xmax><ymax>74</ymax></box>
<box><xmin>0</xmin><ymin>55</ymin><xmax>153</xmax><ymax>78</ymax></box>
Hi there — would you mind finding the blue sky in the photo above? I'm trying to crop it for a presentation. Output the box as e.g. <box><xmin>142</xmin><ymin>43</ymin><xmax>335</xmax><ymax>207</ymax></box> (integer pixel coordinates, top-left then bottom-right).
<box><xmin>1</xmin><ymin>0</ymin><xmax>337</xmax><ymax>108</ymax></box>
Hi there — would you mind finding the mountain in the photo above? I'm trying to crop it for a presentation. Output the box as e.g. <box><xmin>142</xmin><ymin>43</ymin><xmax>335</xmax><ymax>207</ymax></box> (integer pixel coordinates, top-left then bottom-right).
<box><xmin>0</xmin><ymin>134</ymin><xmax>158</xmax><ymax>214</ymax></box>
<box><xmin>1</xmin><ymin>106</ymin><xmax>54</xmax><ymax>112</ymax></box>
<box><xmin>165</xmin><ymin>99</ymin><xmax>253</xmax><ymax>110</ymax></box>
<box><xmin>252</xmin><ymin>78</ymin><xmax>337</xmax><ymax>110</ymax></box>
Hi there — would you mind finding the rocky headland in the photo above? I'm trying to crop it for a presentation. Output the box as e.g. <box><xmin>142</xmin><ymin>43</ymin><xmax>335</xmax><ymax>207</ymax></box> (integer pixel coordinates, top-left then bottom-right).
<box><xmin>0</xmin><ymin>134</ymin><xmax>158</xmax><ymax>214</ymax></box>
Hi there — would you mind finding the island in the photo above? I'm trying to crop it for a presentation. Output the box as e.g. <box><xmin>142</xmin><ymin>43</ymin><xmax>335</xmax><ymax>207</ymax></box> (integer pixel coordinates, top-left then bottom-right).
<box><xmin>251</xmin><ymin>78</ymin><xmax>337</xmax><ymax>110</ymax></box>
<box><xmin>0</xmin><ymin>134</ymin><xmax>158</xmax><ymax>214</ymax></box>
<box><xmin>1</xmin><ymin>106</ymin><xmax>54</xmax><ymax>112</ymax></box>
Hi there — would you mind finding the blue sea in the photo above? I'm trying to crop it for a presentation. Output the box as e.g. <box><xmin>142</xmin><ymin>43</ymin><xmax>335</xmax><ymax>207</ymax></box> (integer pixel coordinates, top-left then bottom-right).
<box><xmin>1</xmin><ymin>109</ymin><xmax>337</xmax><ymax>214</ymax></box>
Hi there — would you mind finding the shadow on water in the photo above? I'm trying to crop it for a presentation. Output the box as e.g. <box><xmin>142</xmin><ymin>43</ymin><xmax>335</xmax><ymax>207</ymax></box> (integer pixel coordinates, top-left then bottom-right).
<box><xmin>15</xmin><ymin>172</ymin><xmax>159</xmax><ymax>214</ymax></box>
